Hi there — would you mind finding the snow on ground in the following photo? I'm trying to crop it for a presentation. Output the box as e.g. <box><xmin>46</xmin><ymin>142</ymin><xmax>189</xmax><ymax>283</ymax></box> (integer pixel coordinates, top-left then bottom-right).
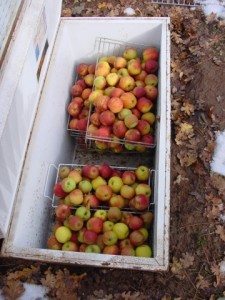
<box><xmin>0</xmin><ymin>283</ymin><xmax>48</xmax><ymax>300</ymax></box>
<box><xmin>211</xmin><ymin>131</ymin><xmax>225</xmax><ymax>176</ymax></box>
<box><xmin>201</xmin><ymin>0</ymin><xmax>225</xmax><ymax>18</ymax></box>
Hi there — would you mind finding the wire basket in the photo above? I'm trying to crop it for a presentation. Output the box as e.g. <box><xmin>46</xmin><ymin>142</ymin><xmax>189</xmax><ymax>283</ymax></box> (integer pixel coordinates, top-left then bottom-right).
<box><xmin>149</xmin><ymin>0</ymin><xmax>201</xmax><ymax>6</ymax></box>
<box><xmin>85</xmin><ymin>37</ymin><xmax>157</xmax><ymax>152</ymax></box>
<box><xmin>44</xmin><ymin>163</ymin><xmax>155</xmax><ymax>215</ymax></box>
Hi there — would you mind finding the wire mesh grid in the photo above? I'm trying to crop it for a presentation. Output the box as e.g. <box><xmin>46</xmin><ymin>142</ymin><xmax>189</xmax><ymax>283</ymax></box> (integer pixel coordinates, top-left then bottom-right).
<box><xmin>85</xmin><ymin>37</ymin><xmax>156</xmax><ymax>150</ymax></box>
<box><xmin>44</xmin><ymin>163</ymin><xmax>155</xmax><ymax>215</ymax></box>
<box><xmin>149</xmin><ymin>0</ymin><xmax>201</xmax><ymax>6</ymax></box>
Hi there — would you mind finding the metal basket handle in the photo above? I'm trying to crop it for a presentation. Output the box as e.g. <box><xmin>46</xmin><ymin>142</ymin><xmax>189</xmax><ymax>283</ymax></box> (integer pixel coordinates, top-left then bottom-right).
<box><xmin>43</xmin><ymin>164</ymin><xmax>58</xmax><ymax>203</ymax></box>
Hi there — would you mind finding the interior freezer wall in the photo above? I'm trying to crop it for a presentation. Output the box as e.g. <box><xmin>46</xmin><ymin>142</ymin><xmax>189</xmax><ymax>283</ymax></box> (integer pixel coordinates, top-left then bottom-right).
<box><xmin>2</xmin><ymin>18</ymin><xmax>170</xmax><ymax>271</ymax></box>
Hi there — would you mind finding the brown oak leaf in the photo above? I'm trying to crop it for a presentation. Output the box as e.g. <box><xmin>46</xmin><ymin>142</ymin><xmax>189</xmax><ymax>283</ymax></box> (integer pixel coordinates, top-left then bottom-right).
<box><xmin>177</xmin><ymin>150</ymin><xmax>197</xmax><ymax>167</ymax></box>
<box><xmin>175</xmin><ymin>122</ymin><xmax>194</xmax><ymax>145</ymax></box>
<box><xmin>181</xmin><ymin>102</ymin><xmax>195</xmax><ymax>116</ymax></box>
<box><xmin>180</xmin><ymin>252</ymin><xmax>194</xmax><ymax>268</ymax></box>
<box><xmin>2</xmin><ymin>280</ymin><xmax>25</xmax><ymax>300</ymax></box>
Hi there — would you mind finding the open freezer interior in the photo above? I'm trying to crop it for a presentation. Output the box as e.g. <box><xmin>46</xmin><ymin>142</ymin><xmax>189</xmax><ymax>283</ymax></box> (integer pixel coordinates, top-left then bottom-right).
<box><xmin>2</xmin><ymin>18</ymin><xmax>170</xmax><ymax>270</ymax></box>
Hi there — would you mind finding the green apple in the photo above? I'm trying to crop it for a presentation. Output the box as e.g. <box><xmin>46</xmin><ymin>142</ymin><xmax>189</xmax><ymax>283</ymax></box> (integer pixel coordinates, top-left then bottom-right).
<box><xmin>61</xmin><ymin>178</ymin><xmax>76</xmax><ymax>193</ymax></box>
<box><xmin>78</xmin><ymin>180</ymin><xmax>92</xmax><ymax>193</ymax></box>
<box><xmin>103</xmin><ymin>221</ymin><xmax>114</xmax><ymax>232</ymax></box>
<box><xmin>135</xmin><ymin>245</ymin><xmax>152</xmax><ymax>257</ymax></box>
<box><xmin>108</xmin><ymin>176</ymin><xmax>123</xmax><ymax>193</ymax></box>
<box><xmin>85</xmin><ymin>244</ymin><xmax>101</xmax><ymax>253</ymax></box>
<box><xmin>94</xmin><ymin>209</ymin><xmax>108</xmax><ymax>221</ymax></box>
<box><xmin>92</xmin><ymin>176</ymin><xmax>107</xmax><ymax>191</ymax></box>
<box><xmin>94</xmin><ymin>75</ymin><xmax>107</xmax><ymax>90</ymax></box>
<box><xmin>103</xmin><ymin>231</ymin><xmax>118</xmax><ymax>246</ymax></box>
<box><xmin>113</xmin><ymin>223</ymin><xmax>129</xmax><ymax>239</ymax></box>
<box><xmin>106</xmin><ymin>73</ymin><xmax>119</xmax><ymax>86</ymax></box>
<box><xmin>75</xmin><ymin>206</ymin><xmax>91</xmax><ymax>221</ymax></box>
<box><xmin>135</xmin><ymin>184</ymin><xmax>151</xmax><ymax>197</ymax></box>
<box><xmin>55</xmin><ymin>226</ymin><xmax>72</xmax><ymax>243</ymax></box>
<box><xmin>118</xmin><ymin>108</ymin><xmax>132</xmax><ymax>120</ymax></box>
<box><xmin>135</xmin><ymin>166</ymin><xmax>150</xmax><ymax>181</ymax></box>
<box><xmin>64</xmin><ymin>195</ymin><xmax>71</xmax><ymax>205</ymax></box>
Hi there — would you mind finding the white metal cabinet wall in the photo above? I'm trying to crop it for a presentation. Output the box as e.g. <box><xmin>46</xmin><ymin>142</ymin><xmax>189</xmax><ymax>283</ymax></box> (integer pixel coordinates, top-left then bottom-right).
<box><xmin>0</xmin><ymin>0</ymin><xmax>23</xmax><ymax>59</ymax></box>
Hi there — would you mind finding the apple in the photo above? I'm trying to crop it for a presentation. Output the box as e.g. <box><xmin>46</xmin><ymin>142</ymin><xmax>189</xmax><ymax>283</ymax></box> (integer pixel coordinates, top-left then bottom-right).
<box><xmin>96</xmin><ymin>126</ymin><xmax>111</xmax><ymax>138</ymax></box>
<box><xmin>135</xmin><ymin>183</ymin><xmax>151</xmax><ymax>197</ymax></box>
<box><xmin>128</xmin><ymin>215</ymin><xmax>144</xmax><ymax>230</ymax></box>
<box><xmin>87</xmin><ymin>124</ymin><xmax>98</xmax><ymax>136</ymax></box>
<box><xmin>120</xmin><ymin>92</ymin><xmax>137</xmax><ymax>109</ymax></box>
<box><xmin>108</xmin><ymin>176</ymin><xmax>124</xmax><ymax>193</ymax></box>
<box><xmin>104</xmin><ymin>86</ymin><xmax>115</xmax><ymax>96</ymax></box>
<box><xmin>125</xmin><ymin>129</ymin><xmax>141</xmax><ymax>142</ymax></box>
<box><xmin>96</xmin><ymin>234</ymin><xmax>105</xmax><ymax>251</ymax></box>
<box><xmin>85</xmin><ymin>245</ymin><xmax>101</xmax><ymax>253</ymax></box>
<box><xmin>124</xmin><ymin>114</ymin><xmax>139</xmax><ymax>129</ymax></box>
<box><xmin>95</xmin><ymin>185</ymin><xmax>113</xmax><ymax>201</ymax></box>
<box><xmin>99</xmin><ymin>163</ymin><xmax>113</xmax><ymax>179</ymax></box>
<box><xmin>117</xmin><ymin>68</ymin><xmax>129</xmax><ymax>77</ymax></box>
<box><xmin>82</xmin><ymin>88</ymin><xmax>92</xmax><ymax>100</ymax></box>
<box><xmin>76</xmin><ymin>63</ymin><xmax>88</xmax><ymax>76</ymax></box>
<box><xmin>71</xmin><ymin>84</ymin><xmax>83</xmax><ymax>97</ymax></box>
<box><xmin>109</xmin><ymin>195</ymin><xmax>125</xmax><ymax>208</ymax></box>
<box><xmin>103</xmin><ymin>221</ymin><xmax>114</xmax><ymax>232</ymax></box>
<box><xmin>145</xmin><ymin>85</ymin><xmax>158</xmax><ymax>101</ymax></box>
<box><xmin>76</xmin><ymin>78</ymin><xmax>87</xmax><ymax>88</ymax></box>
<box><xmin>77</xmin><ymin>228</ymin><xmax>87</xmax><ymax>243</ymax></box>
<box><xmin>90</xmin><ymin>112</ymin><xmax>101</xmax><ymax>127</ymax></box>
<box><xmin>55</xmin><ymin>204</ymin><xmax>71</xmax><ymax>221</ymax></box>
<box><xmin>75</xmin><ymin>206</ymin><xmax>91</xmax><ymax>221</ymax></box>
<box><xmin>78</xmin><ymin>180</ymin><xmax>92</xmax><ymax>193</ymax></box>
<box><xmin>89</xmin><ymin>90</ymin><xmax>103</xmax><ymax>104</ymax></box>
<box><xmin>68</xmin><ymin>215</ymin><xmax>83</xmax><ymax>231</ymax></box>
<box><xmin>69</xmin><ymin>119</ymin><xmax>78</xmax><ymax>130</ymax></box>
<box><xmin>103</xmin><ymin>245</ymin><xmax>119</xmax><ymax>255</ymax></box>
<box><xmin>110</xmin><ymin>87</ymin><xmax>124</xmax><ymax>97</ymax></box>
<box><xmin>106</xmin><ymin>73</ymin><xmax>119</xmax><ymax>86</ymax></box>
<box><xmin>61</xmin><ymin>178</ymin><xmax>76</xmax><ymax>193</ymax></box>
<box><xmin>107</xmin><ymin>56</ymin><xmax>116</xmax><ymax>65</ymax></box>
<box><xmin>79</xmin><ymin>244</ymin><xmax>87</xmax><ymax>252</ymax></box>
<box><xmin>68</xmin><ymin>170</ymin><xmax>82</xmax><ymax>184</ymax></box>
<box><xmin>123</xmin><ymin>48</ymin><xmax>138</xmax><ymax>60</ymax></box>
<box><xmin>62</xmin><ymin>241</ymin><xmax>78</xmax><ymax>252</ymax></box>
<box><xmin>121</xmin><ymin>246</ymin><xmax>135</xmax><ymax>256</ymax></box>
<box><xmin>142</xmin><ymin>134</ymin><xmax>154</xmax><ymax>145</ymax></box>
<box><xmin>103</xmin><ymin>231</ymin><xmax>118</xmax><ymax>246</ymax></box>
<box><xmin>145</xmin><ymin>59</ymin><xmax>158</xmax><ymax>74</ymax></box>
<box><xmin>87</xmin><ymin>217</ymin><xmax>103</xmax><ymax>234</ymax></box>
<box><xmin>135</xmin><ymin>166</ymin><xmax>150</xmax><ymax>181</ymax></box>
<box><xmin>111</xmin><ymin>144</ymin><xmax>123</xmax><ymax>154</ymax></box>
<box><xmin>135</xmin><ymin>70</ymin><xmax>147</xmax><ymax>81</ymax></box>
<box><xmin>135</xmin><ymin>80</ymin><xmax>145</xmax><ymax>87</ymax></box>
<box><xmin>59</xmin><ymin>166</ymin><xmax>70</xmax><ymax>179</ymax></box>
<box><xmin>94</xmin><ymin>210</ymin><xmax>108</xmax><ymax>221</ymax></box>
<box><xmin>121</xmin><ymin>212</ymin><xmax>132</xmax><ymax>226</ymax></box>
<box><xmin>133</xmin><ymin>86</ymin><xmax>146</xmax><ymax>99</ymax></box>
<box><xmin>133</xmin><ymin>195</ymin><xmax>149</xmax><ymax>211</ymax></box>
<box><xmin>122</xmin><ymin>171</ymin><xmax>136</xmax><ymax>185</ymax></box>
<box><xmin>99</xmin><ymin>56</ymin><xmax>108</xmax><ymax>62</ymax></box>
<box><xmin>136</xmin><ymin>97</ymin><xmax>153</xmax><ymax>113</ymax></box>
<box><xmin>113</xmin><ymin>223</ymin><xmax>129</xmax><ymax>240</ymax></box>
<box><xmin>95</xmin><ymin>61</ymin><xmax>111</xmax><ymax>77</ymax></box>
<box><xmin>119</xmin><ymin>238</ymin><xmax>132</xmax><ymax>249</ymax></box>
<box><xmin>53</xmin><ymin>183</ymin><xmax>68</xmax><ymax>198</ymax></box>
<box><xmin>76</xmin><ymin>118</ymin><xmax>88</xmax><ymax>131</ymax></box>
<box><xmin>67</xmin><ymin>102</ymin><xmax>81</xmax><ymax>117</ymax></box>
<box><xmin>111</xmin><ymin>169</ymin><xmax>122</xmax><ymax>178</ymax></box>
<box><xmin>69</xmin><ymin>189</ymin><xmax>84</xmax><ymax>206</ymax></box>
<box><xmin>141</xmin><ymin>112</ymin><xmax>155</xmax><ymax>125</ymax></box>
<box><xmin>120</xmin><ymin>185</ymin><xmax>135</xmax><ymax>199</ymax></box>
<box><xmin>119</xmin><ymin>76</ymin><xmax>135</xmax><ymax>92</ymax></box>
<box><xmin>82</xmin><ymin>165</ymin><xmax>99</xmax><ymax>179</ymax></box>
<box><xmin>91</xmin><ymin>176</ymin><xmax>107</xmax><ymax>191</ymax></box>
<box><xmin>79</xmin><ymin>108</ymin><xmax>89</xmax><ymax>119</ymax></box>
<box><xmin>83</xmin><ymin>194</ymin><xmax>100</xmax><ymax>208</ymax></box>
<box><xmin>88</xmin><ymin>64</ymin><xmax>95</xmax><ymax>74</ymax></box>
<box><xmin>83</xmin><ymin>230</ymin><xmax>98</xmax><ymax>244</ymax></box>
<box><xmin>107</xmin><ymin>207</ymin><xmax>122</xmax><ymax>222</ymax></box>
<box><xmin>137</xmin><ymin>120</ymin><xmax>150</xmax><ymax>135</ymax></box>
<box><xmin>141</xmin><ymin>212</ymin><xmax>154</xmax><ymax>227</ymax></box>
<box><xmin>100</xmin><ymin>110</ymin><xmax>115</xmax><ymax>126</ymax></box>
<box><xmin>63</xmin><ymin>218</ymin><xmax>69</xmax><ymax>228</ymax></box>
<box><xmin>107</xmin><ymin>97</ymin><xmax>123</xmax><ymax>113</ymax></box>
<box><xmin>118</xmin><ymin>108</ymin><xmax>132</xmax><ymax>120</ymax></box>
<box><xmin>47</xmin><ymin>235</ymin><xmax>62</xmax><ymax>250</ymax></box>
<box><xmin>84</xmin><ymin>74</ymin><xmax>94</xmax><ymax>87</ymax></box>
<box><xmin>127</xmin><ymin>59</ymin><xmax>141</xmax><ymax>76</ymax></box>
<box><xmin>135</xmin><ymin>245</ymin><xmax>152</xmax><ymax>257</ymax></box>
<box><xmin>72</xmin><ymin>96</ymin><xmax>83</xmax><ymax>106</ymax></box>
<box><xmin>55</xmin><ymin>226</ymin><xmax>72</xmax><ymax>243</ymax></box>
<box><xmin>145</xmin><ymin>74</ymin><xmax>158</xmax><ymax>86</ymax></box>
<box><xmin>114</xmin><ymin>57</ymin><xmax>127</xmax><ymax>69</ymax></box>
<box><xmin>111</xmin><ymin>120</ymin><xmax>126</xmax><ymax>139</ymax></box>
<box><xmin>139</xmin><ymin>228</ymin><xmax>148</xmax><ymax>241</ymax></box>
<box><xmin>95</xmin><ymin>141</ymin><xmax>108</xmax><ymax>150</ymax></box>
<box><xmin>94</xmin><ymin>76</ymin><xmax>107</xmax><ymax>89</ymax></box>
<box><xmin>124</xmin><ymin>143</ymin><xmax>136</xmax><ymax>151</ymax></box>
<box><xmin>70</xmin><ymin>232</ymin><xmax>78</xmax><ymax>243</ymax></box>
<box><xmin>130</xmin><ymin>230</ymin><xmax>145</xmax><ymax>246</ymax></box>
<box><xmin>143</xmin><ymin>47</ymin><xmax>159</xmax><ymax>61</ymax></box>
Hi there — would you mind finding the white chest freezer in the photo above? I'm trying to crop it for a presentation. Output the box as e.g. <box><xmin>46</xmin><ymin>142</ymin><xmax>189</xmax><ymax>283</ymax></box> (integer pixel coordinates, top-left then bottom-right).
<box><xmin>0</xmin><ymin>0</ymin><xmax>171</xmax><ymax>271</ymax></box>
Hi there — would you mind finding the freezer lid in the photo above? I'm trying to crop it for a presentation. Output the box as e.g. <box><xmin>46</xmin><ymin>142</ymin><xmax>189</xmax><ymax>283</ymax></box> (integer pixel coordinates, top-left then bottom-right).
<box><xmin>0</xmin><ymin>0</ymin><xmax>62</xmax><ymax>238</ymax></box>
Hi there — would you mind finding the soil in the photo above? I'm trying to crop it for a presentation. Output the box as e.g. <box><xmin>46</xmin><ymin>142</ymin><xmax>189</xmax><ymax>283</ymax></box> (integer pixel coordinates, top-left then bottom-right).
<box><xmin>1</xmin><ymin>1</ymin><xmax>225</xmax><ymax>299</ymax></box>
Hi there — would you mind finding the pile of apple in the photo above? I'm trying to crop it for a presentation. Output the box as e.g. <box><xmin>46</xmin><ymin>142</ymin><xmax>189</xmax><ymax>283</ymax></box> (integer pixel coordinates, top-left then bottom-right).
<box><xmin>85</xmin><ymin>47</ymin><xmax>158</xmax><ymax>152</ymax></box>
<box><xmin>48</xmin><ymin>164</ymin><xmax>153</xmax><ymax>257</ymax></box>
<box><xmin>53</xmin><ymin>164</ymin><xmax>151</xmax><ymax>211</ymax></box>
<box><xmin>67</xmin><ymin>64</ymin><xmax>95</xmax><ymax>132</ymax></box>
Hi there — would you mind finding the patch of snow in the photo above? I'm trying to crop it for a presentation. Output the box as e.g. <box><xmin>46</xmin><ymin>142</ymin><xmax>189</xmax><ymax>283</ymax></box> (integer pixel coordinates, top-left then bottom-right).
<box><xmin>220</xmin><ymin>213</ymin><xmax>225</xmax><ymax>223</ymax></box>
<box><xmin>201</xmin><ymin>0</ymin><xmax>225</xmax><ymax>18</ymax></box>
<box><xmin>19</xmin><ymin>283</ymin><xmax>49</xmax><ymax>300</ymax></box>
<box><xmin>124</xmin><ymin>7</ymin><xmax>136</xmax><ymax>16</ymax></box>
<box><xmin>211</xmin><ymin>131</ymin><xmax>225</xmax><ymax>176</ymax></box>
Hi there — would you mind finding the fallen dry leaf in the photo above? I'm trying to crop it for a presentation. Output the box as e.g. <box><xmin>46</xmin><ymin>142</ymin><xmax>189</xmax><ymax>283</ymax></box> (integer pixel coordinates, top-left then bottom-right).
<box><xmin>2</xmin><ymin>280</ymin><xmax>24</xmax><ymax>300</ymax></box>
<box><xmin>196</xmin><ymin>274</ymin><xmax>210</xmax><ymax>289</ymax></box>
<box><xmin>181</xmin><ymin>101</ymin><xmax>195</xmax><ymax>116</ymax></box>
<box><xmin>215</xmin><ymin>225</ymin><xmax>225</xmax><ymax>242</ymax></box>
<box><xmin>175</xmin><ymin>122</ymin><xmax>194</xmax><ymax>145</ymax></box>
<box><xmin>180</xmin><ymin>252</ymin><xmax>195</xmax><ymax>269</ymax></box>
<box><xmin>177</xmin><ymin>150</ymin><xmax>197</xmax><ymax>167</ymax></box>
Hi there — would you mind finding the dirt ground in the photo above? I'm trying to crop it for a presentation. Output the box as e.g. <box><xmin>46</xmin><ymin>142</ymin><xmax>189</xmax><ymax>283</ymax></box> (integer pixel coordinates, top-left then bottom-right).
<box><xmin>1</xmin><ymin>1</ymin><xmax>225</xmax><ymax>299</ymax></box>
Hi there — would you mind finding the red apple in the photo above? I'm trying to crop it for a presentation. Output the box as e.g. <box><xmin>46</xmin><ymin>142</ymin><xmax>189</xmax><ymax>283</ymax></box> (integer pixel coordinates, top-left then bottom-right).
<box><xmin>135</xmin><ymin>70</ymin><xmax>147</xmax><ymax>81</ymax></box>
<box><xmin>53</xmin><ymin>183</ymin><xmax>68</xmax><ymax>198</ymax></box>
<box><xmin>96</xmin><ymin>234</ymin><xmax>105</xmax><ymax>251</ymax></box>
<box><xmin>113</xmin><ymin>120</ymin><xmax>127</xmax><ymax>139</ymax></box>
<box><xmin>99</xmin><ymin>163</ymin><xmax>113</xmax><ymax>179</ymax></box>
<box><xmin>129</xmin><ymin>230</ymin><xmax>145</xmax><ymax>246</ymax></box>
<box><xmin>128</xmin><ymin>215</ymin><xmax>144</xmax><ymax>230</ymax></box>
<box><xmin>76</xmin><ymin>118</ymin><xmax>87</xmax><ymax>131</ymax></box>
<box><xmin>72</xmin><ymin>97</ymin><xmax>83</xmax><ymax>106</ymax></box>
<box><xmin>87</xmin><ymin>217</ymin><xmax>103</xmax><ymax>234</ymax></box>
<box><xmin>133</xmin><ymin>194</ymin><xmax>149</xmax><ymax>211</ymax></box>
<box><xmin>79</xmin><ymin>244</ymin><xmax>87</xmax><ymax>252</ymax></box>
<box><xmin>103</xmin><ymin>245</ymin><xmax>119</xmax><ymax>255</ymax></box>
<box><xmin>120</xmin><ymin>92</ymin><xmax>137</xmax><ymax>109</ymax></box>
<box><xmin>119</xmin><ymin>76</ymin><xmax>135</xmax><ymax>92</ymax></box>
<box><xmin>82</xmin><ymin>88</ymin><xmax>92</xmax><ymax>100</ymax></box>
<box><xmin>143</xmin><ymin>47</ymin><xmax>159</xmax><ymax>61</ymax></box>
<box><xmin>119</xmin><ymin>238</ymin><xmax>132</xmax><ymax>249</ymax></box>
<box><xmin>67</xmin><ymin>102</ymin><xmax>82</xmax><ymax>117</ymax></box>
<box><xmin>95</xmin><ymin>95</ymin><xmax>109</xmax><ymax>112</ymax></box>
<box><xmin>121</xmin><ymin>212</ymin><xmax>132</xmax><ymax>226</ymax></box>
<box><xmin>68</xmin><ymin>215</ymin><xmax>83</xmax><ymax>231</ymax></box>
<box><xmin>88</xmin><ymin>64</ymin><xmax>95</xmax><ymax>74</ymax></box>
<box><xmin>131</xmin><ymin>108</ymin><xmax>141</xmax><ymax>119</ymax></box>
<box><xmin>83</xmin><ymin>194</ymin><xmax>100</xmax><ymax>208</ymax></box>
<box><xmin>145</xmin><ymin>85</ymin><xmax>158</xmax><ymax>101</ymax></box>
<box><xmin>99</xmin><ymin>110</ymin><xmax>115</xmax><ymax>126</ymax></box>
<box><xmin>82</xmin><ymin>165</ymin><xmax>99</xmax><ymax>179</ymax></box>
<box><xmin>69</xmin><ymin>118</ymin><xmax>78</xmax><ymax>130</ymax></box>
<box><xmin>79</xmin><ymin>108</ymin><xmax>89</xmax><ymax>119</ymax></box>
<box><xmin>47</xmin><ymin>235</ymin><xmax>62</xmax><ymax>250</ymax></box>
<box><xmin>133</xmin><ymin>86</ymin><xmax>146</xmax><ymax>98</ymax></box>
<box><xmin>145</xmin><ymin>59</ymin><xmax>158</xmax><ymax>74</ymax></box>
<box><xmin>136</xmin><ymin>97</ymin><xmax>153</xmax><ymax>113</ymax></box>
<box><xmin>62</xmin><ymin>241</ymin><xmax>78</xmax><ymax>252</ymax></box>
<box><xmin>83</xmin><ymin>230</ymin><xmax>98</xmax><ymax>245</ymax></box>
<box><xmin>110</xmin><ymin>87</ymin><xmax>124</xmax><ymax>98</ymax></box>
<box><xmin>109</xmin><ymin>195</ymin><xmax>125</xmax><ymax>208</ymax></box>
<box><xmin>71</xmin><ymin>84</ymin><xmax>83</xmax><ymax>97</ymax></box>
<box><xmin>142</xmin><ymin>134</ymin><xmax>154</xmax><ymax>145</ymax></box>
<box><xmin>137</xmin><ymin>120</ymin><xmax>150</xmax><ymax>135</ymax></box>
<box><xmin>108</xmin><ymin>97</ymin><xmax>123</xmax><ymax>114</ymax></box>
<box><xmin>76</xmin><ymin>79</ymin><xmax>87</xmax><ymax>89</ymax></box>
<box><xmin>141</xmin><ymin>211</ymin><xmax>154</xmax><ymax>228</ymax></box>
<box><xmin>125</xmin><ymin>129</ymin><xmax>141</xmax><ymax>142</ymax></box>
<box><xmin>96</xmin><ymin>126</ymin><xmax>111</xmax><ymax>138</ymax></box>
<box><xmin>76</xmin><ymin>63</ymin><xmax>88</xmax><ymax>76</ymax></box>
<box><xmin>121</xmin><ymin>246</ymin><xmax>135</xmax><ymax>256</ymax></box>
<box><xmin>90</xmin><ymin>112</ymin><xmax>101</xmax><ymax>127</ymax></box>
<box><xmin>70</xmin><ymin>232</ymin><xmax>78</xmax><ymax>243</ymax></box>
<box><xmin>122</xmin><ymin>171</ymin><xmax>136</xmax><ymax>185</ymax></box>
<box><xmin>55</xmin><ymin>204</ymin><xmax>71</xmax><ymax>221</ymax></box>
